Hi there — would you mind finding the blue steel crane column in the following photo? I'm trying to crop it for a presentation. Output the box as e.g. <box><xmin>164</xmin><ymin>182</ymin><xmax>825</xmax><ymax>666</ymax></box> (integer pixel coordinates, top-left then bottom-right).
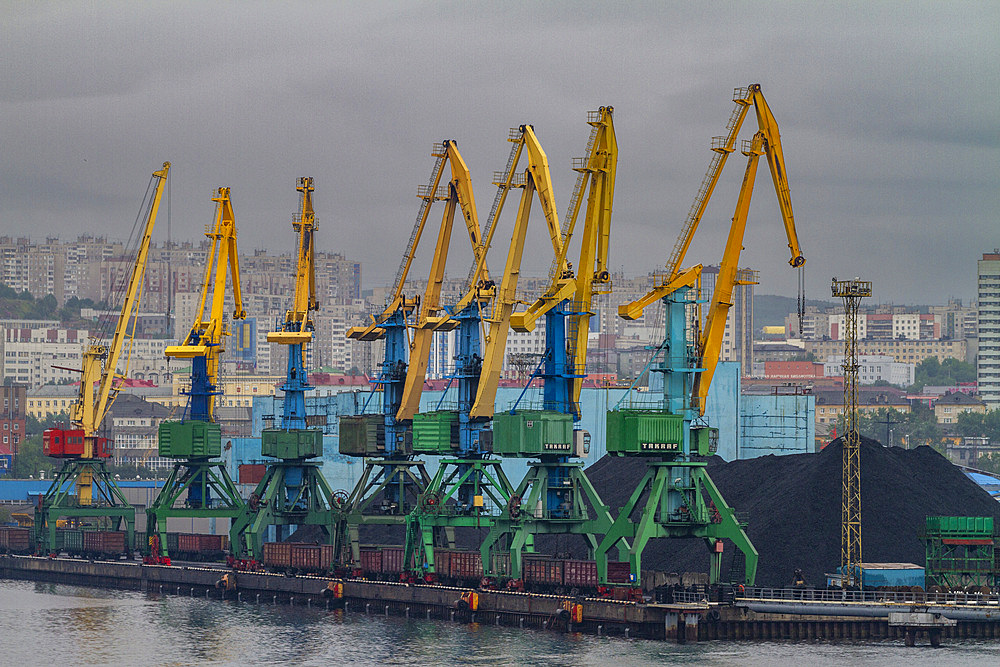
<box><xmin>229</xmin><ymin>178</ymin><xmax>336</xmax><ymax>560</ymax></box>
<box><xmin>335</xmin><ymin>146</ymin><xmax>472</xmax><ymax>569</ymax></box>
<box><xmin>402</xmin><ymin>137</ymin><xmax>526</xmax><ymax>581</ymax></box>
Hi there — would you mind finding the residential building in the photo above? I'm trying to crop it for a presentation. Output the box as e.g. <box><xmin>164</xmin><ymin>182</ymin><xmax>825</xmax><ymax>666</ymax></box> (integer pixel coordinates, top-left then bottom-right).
<box><xmin>812</xmin><ymin>388</ymin><xmax>911</xmax><ymax>428</ymax></box>
<box><xmin>823</xmin><ymin>355</ymin><xmax>915</xmax><ymax>387</ymax></box>
<box><xmin>0</xmin><ymin>385</ymin><xmax>26</xmax><ymax>455</ymax></box>
<box><xmin>932</xmin><ymin>391</ymin><xmax>987</xmax><ymax>424</ymax></box>
<box><xmin>979</xmin><ymin>251</ymin><xmax>1000</xmax><ymax>408</ymax></box>
<box><xmin>804</xmin><ymin>338</ymin><xmax>967</xmax><ymax>366</ymax></box>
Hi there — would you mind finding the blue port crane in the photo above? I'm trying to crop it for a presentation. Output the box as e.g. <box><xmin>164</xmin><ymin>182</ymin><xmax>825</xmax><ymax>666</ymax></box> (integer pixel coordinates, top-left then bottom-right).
<box><xmin>230</xmin><ymin>178</ymin><xmax>338</xmax><ymax>561</ymax></box>
<box><xmin>146</xmin><ymin>186</ymin><xmax>248</xmax><ymax>561</ymax></box>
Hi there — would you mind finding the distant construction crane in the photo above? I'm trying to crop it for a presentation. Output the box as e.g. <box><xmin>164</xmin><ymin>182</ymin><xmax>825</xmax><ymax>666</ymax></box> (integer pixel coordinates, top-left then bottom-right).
<box><xmin>832</xmin><ymin>277</ymin><xmax>872</xmax><ymax>587</ymax></box>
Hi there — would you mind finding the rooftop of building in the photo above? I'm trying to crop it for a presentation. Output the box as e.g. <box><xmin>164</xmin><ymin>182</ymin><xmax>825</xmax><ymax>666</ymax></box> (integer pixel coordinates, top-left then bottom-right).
<box><xmin>934</xmin><ymin>391</ymin><xmax>985</xmax><ymax>406</ymax></box>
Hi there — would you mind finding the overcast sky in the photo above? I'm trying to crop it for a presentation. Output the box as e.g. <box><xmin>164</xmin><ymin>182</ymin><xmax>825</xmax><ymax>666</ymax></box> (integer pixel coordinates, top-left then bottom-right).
<box><xmin>2</xmin><ymin>1</ymin><xmax>997</xmax><ymax>305</ymax></box>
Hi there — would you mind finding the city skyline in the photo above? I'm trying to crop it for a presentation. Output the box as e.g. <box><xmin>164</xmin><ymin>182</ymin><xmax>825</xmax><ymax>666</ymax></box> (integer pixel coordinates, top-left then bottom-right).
<box><xmin>2</xmin><ymin>3</ymin><xmax>996</xmax><ymax>306</ymax></box>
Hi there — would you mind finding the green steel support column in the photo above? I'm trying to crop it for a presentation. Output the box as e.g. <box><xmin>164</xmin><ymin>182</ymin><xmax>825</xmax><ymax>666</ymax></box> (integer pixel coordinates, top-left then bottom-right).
<box><xmin>35</xmin><ymin>460</ymin><xmax>135</xmax><ymax>556</ymax></box>
<box><xmin>403</xmin><ymin>458</ymin><xmax>516</xmax><ymax>579</ymax></box>
<box><xmin>230</xmin><ymin>459</ymin><xmax>336</xmax><ymax>560</ymax></box>
<box><xmin>334</xmin><ymin>458</ymin><xmax>430</xmax><ymax>567</ymax></box>
<box><xmin>146</xmin><ymin>459</ymin><xmax>244</xmax><ymax>559</ymax></box>
<box><xmin>478</xmin><ymin>460</ymin><xmax>626</xmax><ymax>581</ymax></box>
<box><xmin>695</xmin><ymin>466</ymin><xmax>759</xmax><ymax>585</ymax></box>
<box><xmin>594</xmin><ymin>461</ymin><xmax>757</xmax><ymax>586</ymax></box>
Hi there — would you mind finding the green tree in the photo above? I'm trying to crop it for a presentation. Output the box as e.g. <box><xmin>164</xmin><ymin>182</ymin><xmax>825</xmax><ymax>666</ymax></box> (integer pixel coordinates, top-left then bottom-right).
<box><xmin>25</xmin><ymin>411</ymin><xmax>71</xmax><ymax>437</ymax></box>
<box><xmin>10</xmin><ymin>434</ymin><xmax>58</xmax><ymax>478</ymax></box>
<box><xmin>956</xmin><ymin>409</ymin><xmax>1000</xmax><ymax>443</ymax></box>
<box><xmin>908</xmin><ymin>357</ymin><xmax>977</xmax><ymax>392</ymax></box>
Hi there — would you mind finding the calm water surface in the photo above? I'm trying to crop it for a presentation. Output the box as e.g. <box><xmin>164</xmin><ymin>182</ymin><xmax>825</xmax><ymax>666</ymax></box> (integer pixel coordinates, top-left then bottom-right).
<box><xmin>2</xmin><ymin>579</ymin><xmax>999</xmax><ymax>665</ymax></box>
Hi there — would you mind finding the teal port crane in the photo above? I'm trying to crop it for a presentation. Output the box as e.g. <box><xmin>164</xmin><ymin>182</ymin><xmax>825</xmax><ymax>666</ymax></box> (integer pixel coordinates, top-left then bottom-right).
<box><xmin>595</xmin><ymin>84</ymin><xmax>805</xmax><ymax>588</ymax></box>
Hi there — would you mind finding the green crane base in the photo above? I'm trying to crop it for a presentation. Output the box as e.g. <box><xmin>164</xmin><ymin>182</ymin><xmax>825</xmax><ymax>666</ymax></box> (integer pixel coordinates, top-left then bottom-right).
<box><xmin>230</xmin><ymin>460</ymin><xmax>337</xmax><ymax>560</ymax></box>
<box><xmin>403</xmin><ymin>458</ymin><xmax>516</xmax><ymax>579</ymax></box>
<box><xmin>478</xmin><ymin>459</ymin><xmax>627</xmax><ymax>582</ymax></box>
<box><xmin>594</xmin><ymin>460</ymin><xmax>758</xmax><ymax>586</ymax></box>
<box><xmin>35</xmin><ymin>459</ymin><xmax>135</xmax><ymax>556</ymax></box>
<box><xmin>335</xmin><ymin>457</ymin><xmax>430</xmax><ymax>567</ymax></box>
<box><xmin>146</xmin><ymin>458</ymin><xmax>245</xmax><ymax>558</ymax></box>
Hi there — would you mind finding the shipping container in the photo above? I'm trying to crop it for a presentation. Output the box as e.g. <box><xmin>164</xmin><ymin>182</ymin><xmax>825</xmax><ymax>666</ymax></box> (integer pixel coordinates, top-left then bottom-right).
<box><xmin>563</xmin><ymin>559</ymin><xmax>599</xmax><ymax>589</ymax></box>
<box><xmin>290</xmin><ymin>544</ymin><xmax>322</xmax><ymax>572</ymax></box>
<box><xmin>606</xmin><ymin>561</ymin><xmax>633</xmax><ymax>584</ymax></box>
<box><xmin>262</xmin><ymin>542</ymin><xmax>292</xmax><ymax>569</ymax></box>
<box><xmin>381</xmin><ymin>547</ymin><xmax>405</xmax><ymax>575</ymax></box>
<box><xmin>524</xmin><ymin>557</ymin><xmax>563</xmax><ymax>587</ymax></box>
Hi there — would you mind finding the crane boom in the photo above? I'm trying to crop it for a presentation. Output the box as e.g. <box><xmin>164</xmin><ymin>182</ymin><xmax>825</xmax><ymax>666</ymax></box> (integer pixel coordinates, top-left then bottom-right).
<box><xmin>75</xmin><ymin>162</ymin><xmax>170</xmax><ymax>444</ymax></box>
<box><xmin>619</xmin><ymin>83</ymin><xmax>804</xmax><ymax>323</ymax></box>
<box><xmin>397</xmin><ymin>141</ymin><xmax>489</xmax><ymax>422</ymax></box>
<box><xmin>691</xmin><ymin>134</ymin><xmax>764</xmax><ymax>413</ymax></box>
<box><xmin>164</xmin><ymin>186</ymin><xmax>246</xmax><ymax>422</ymax></box>
<box><xmin>268</xmin><ymin>177</ymin><xmax>318</xmax><ymax>345</ymax></box>
<box><xmin>468</xmin><ymin>125</ymin><xmax>562</xmax><ymax>418</ymax></box>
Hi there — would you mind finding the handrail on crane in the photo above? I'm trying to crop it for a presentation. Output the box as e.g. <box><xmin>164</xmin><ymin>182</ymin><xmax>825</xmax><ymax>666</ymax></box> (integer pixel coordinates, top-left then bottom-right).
<box><xmin>619</xmin><ymin>85</ymin><xmax>805</xmax><ymax>417</ymax></box>
<box><xmin>396</xmin><ymin>140</ymin><xmax>492</xmax><ymax>422</ymax></box>
<box><xmin>619</xmin><ymin>83</ymin><xmax>804</xmax><ymax>323</ymax></box>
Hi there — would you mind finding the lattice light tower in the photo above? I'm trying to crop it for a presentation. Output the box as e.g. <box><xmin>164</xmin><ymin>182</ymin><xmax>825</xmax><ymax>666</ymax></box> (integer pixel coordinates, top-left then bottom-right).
<box><xmin>832</xmin><ymin>277</ymin><xmax>871</xmax><ymax>586</ymax></box>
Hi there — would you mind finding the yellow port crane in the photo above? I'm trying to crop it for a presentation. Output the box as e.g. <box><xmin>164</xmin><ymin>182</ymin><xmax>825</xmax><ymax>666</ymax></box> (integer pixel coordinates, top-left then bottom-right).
<box><xmin>146</xmin><ymin>186</ymin><xmax>248</xmax><ymax>561</ymax></box>
<box><xmin>37</xmin><ymin>161</ymin><xmax>171</xmax><ymax>555</ymax></box>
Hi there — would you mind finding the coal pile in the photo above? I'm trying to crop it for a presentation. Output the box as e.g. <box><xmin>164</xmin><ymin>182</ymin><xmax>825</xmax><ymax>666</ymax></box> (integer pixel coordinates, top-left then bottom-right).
<box><xmin>583</xmin><ymin>437</ymin><xmax>1000</xmax><ymax>587</ymax></box>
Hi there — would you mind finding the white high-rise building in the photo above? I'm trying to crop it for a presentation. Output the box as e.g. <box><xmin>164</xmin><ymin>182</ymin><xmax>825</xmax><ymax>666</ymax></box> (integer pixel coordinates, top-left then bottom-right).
<box><xmin>978</xmin><ymin>251</ymin><xmax>1000</xmax><ymax>408</ymax></box>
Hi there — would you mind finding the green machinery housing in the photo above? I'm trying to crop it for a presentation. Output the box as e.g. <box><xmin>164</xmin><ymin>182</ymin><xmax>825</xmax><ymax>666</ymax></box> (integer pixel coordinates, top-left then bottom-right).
<box><xmin>923</xmin><ymin>516</ymin><xmax>998</xmax><ymax>590</ymax></box>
